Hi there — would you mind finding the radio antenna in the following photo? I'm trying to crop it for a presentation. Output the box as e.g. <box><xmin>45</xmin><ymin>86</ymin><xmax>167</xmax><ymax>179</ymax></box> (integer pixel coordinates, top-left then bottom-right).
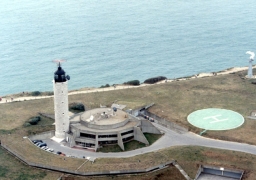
<box><xmin>52</xmin><ymin>59</ymin><xmax>67</xmax><ymax>67</ymax></box>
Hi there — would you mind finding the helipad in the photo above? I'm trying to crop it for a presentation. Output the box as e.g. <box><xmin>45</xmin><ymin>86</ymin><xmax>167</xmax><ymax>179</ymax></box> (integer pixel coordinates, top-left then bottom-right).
<box><xmin>187</xmin><ymin>108</ymin><xmax>244</xmax><ymax>130</ymax></box>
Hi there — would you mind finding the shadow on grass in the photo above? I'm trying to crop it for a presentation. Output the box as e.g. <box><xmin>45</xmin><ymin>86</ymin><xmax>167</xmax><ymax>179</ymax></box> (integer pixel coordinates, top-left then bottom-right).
<box><xmin>21</xmin><ymin>116</ymin><xmax>55</xmax><ymax>136</ymax></box>
<box><xmin>97</xmin><ymin>133</ymin><xmax>162</xmax><ymax>153</ymax></box>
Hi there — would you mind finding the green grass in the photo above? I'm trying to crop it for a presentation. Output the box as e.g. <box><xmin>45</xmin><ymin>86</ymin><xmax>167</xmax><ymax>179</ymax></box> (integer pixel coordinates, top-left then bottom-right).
<box><xmin>63</xmin><ymin>165</ymin><xmax>186</xmax><ymax>180</ymax></box>
<box><xmin>20</xmin><ymin>116</ymin><xmax>55</xmax><ymax>136</ymax></box>
<box><xmin>98</xmin><ymin>133</ymin><xmax>162</xmax><ymax>152</ymax></box>
<box><xmin>0</xmin><ymin>147</ymin><xmax>49</xmax><ymax>180</ymax></box>
<box><xmin>144</xmin><ymin>133</ymin><xmax>162</xmax><ymax>144</ymax></box>
<box><xmin>97</xmin><ymin>140</ymin><xmax>145</xmax><ymax>152</ymax></box>
<box><xmin>124</xmin><ymin>140</ymin><xmax>146</xmax><ymax>150</ymax></box>
<box><xmin>0</xmin><ymin>165</ymin><xmax>8</xmax><ymax>177</ymax></box>
<box><xmin>160</xmin><ymin>146</ymin><xmax>256</xmax><ymax>179</ymax></box>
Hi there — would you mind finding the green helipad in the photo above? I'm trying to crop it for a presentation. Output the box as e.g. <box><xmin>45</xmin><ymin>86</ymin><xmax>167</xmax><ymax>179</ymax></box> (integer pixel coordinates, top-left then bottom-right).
<box><xmin>187</xmin><ymin>108</ymin><xmax>244</xmax><ymax>130</ymax></box>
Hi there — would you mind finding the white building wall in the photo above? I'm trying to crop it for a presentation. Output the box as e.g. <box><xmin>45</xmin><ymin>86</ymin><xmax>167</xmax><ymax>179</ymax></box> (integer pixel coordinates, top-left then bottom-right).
<box><xmin>53</xmin><ymin>81</ymin><xmax>69</xmax><ymax>139</ymax></box>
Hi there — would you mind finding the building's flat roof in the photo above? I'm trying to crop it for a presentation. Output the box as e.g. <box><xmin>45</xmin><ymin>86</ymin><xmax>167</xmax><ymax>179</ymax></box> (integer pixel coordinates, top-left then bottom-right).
<box><xmin>80</xmin><ymin>108</ymin><xmax>128</xmax><ymax>125</ymax></box>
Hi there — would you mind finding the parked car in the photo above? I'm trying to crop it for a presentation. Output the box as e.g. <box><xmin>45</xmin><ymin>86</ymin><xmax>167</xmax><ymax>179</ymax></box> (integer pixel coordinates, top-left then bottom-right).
<box><xmin>48</xmin><ymin>148</ymin><xmax>54</xmax><ymax>152</ymax></box>
<box><xmin>38</xmin><ymin>143</ymin><xmax>47</xmax><ymax>148</ymax></box>
<box><xmin>33</xmin><ymin>140</ymin><xmax>43</xmax><ymax>144</ymax></box>
<box><xmin>36</xmin><ymin>142</ymin><xmax>43</xmax><ymax>146</ymax></box>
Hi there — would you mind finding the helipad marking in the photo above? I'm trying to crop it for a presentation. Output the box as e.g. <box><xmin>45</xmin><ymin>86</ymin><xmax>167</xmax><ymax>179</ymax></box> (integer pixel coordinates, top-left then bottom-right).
<box><xmin>203</xmin><ymin>115</ymin><xmax>229</xmax><ymax>124</ymax></box>
<box><xmin>187</xmin><ymin>108</ymin><xmax>244</xmax><ymax>131</ymax></box>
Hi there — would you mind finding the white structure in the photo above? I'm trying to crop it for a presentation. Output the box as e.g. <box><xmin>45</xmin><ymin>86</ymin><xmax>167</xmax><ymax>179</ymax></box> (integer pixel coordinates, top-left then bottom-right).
<box><xmin>246</xmin><ymin>51</ymin><xmax>255</xmax><ymax>78</ymax></box>
<box><xmin>53</xmin><ymin>64</ymin><xmax>70</xmax><ymax>139</ymax></box>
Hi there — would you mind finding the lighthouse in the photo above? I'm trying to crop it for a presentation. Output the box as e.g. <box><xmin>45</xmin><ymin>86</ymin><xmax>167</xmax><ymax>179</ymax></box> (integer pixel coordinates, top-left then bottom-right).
<box><xmin>53</xmin><ymin>63</ymin><xmax>70</xmax><ymax>139</ymax></box>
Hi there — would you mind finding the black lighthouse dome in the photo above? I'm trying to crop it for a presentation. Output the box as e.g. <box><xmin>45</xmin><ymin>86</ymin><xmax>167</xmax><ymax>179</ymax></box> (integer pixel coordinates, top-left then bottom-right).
<box><xmin>54</xmin><ymin>64</ymin><xmax>70</xmax><ymax>82</ymax></box>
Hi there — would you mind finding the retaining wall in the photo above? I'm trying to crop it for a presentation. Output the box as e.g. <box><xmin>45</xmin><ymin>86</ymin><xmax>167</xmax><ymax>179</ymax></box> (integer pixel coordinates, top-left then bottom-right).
<box><xmin>0</xmin><ymin>142</ymin><xmax>178</xmax><ymax>176</ymax></box>
<box><xmin>195</xmin><ymin>165</ymin><xmax>244</xmax><ymax>180</ymax></box>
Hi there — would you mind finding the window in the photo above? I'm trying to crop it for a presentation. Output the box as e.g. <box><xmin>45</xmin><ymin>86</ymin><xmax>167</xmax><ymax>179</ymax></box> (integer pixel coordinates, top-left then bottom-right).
<box><xmin>80</xmin><ymin>133</ymin><xmax>96</xmax><ymax>139</ymax></box>
<box><xmin>121</xmin><ymin>130</ymin><xmax>134</xmax><ymax>136</ymax></box>
<box><xmin>98</xmin><ymin>134</ymin><xmax>117</xmax><ymax>138</ymax></box>
<box><xmin>123</xmin><ymin>136</ymin><xmax>134</xmax><ymax>142</ymax></box>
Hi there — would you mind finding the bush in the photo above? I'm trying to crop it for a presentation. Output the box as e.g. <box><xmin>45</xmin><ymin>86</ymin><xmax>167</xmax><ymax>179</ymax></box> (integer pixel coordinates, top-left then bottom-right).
<box><xmin>31</xmin><ymin>91</ymin><xmax>41</xmax><ymax>96</ymax></box>
<box><xmin>69</xmin><ymin>102</ymin><xmax>85</xmax><ymax>112</ymax></box>
<box><xmin>23</xmin><ymin>122</ymin><xmax>31</xmax><ymax>127</ymax></box>
<box><xmin>144</xmin><ymin>76</ymin><xmax>167</xmax><ymax>84</ymax></box>
<box><xmin>100</xmin><ymin>84</ymin><xmax>110</xmax><ymax>88</ymax></box>
<box><xmin>124</xmin><ymin>80</ymin><xmax>140</xmax><ymax>86</ymax></box>
<box><xmin>28</xmin><ymin>116</ymin><xmax>41</xmax><ymax>125</ymax></box>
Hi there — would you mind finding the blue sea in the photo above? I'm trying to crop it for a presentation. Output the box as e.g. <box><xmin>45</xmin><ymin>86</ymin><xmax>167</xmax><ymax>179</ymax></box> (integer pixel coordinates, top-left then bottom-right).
<box><xmin>0</xmin><ymin>0</ymin><xmax>255</xmax><ymax>96</ymax></box>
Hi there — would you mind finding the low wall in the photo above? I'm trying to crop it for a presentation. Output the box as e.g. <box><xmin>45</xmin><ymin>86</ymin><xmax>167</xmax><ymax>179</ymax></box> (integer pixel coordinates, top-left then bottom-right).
<box><xmin>80</xmin><ymin>118</ymin><xmax>130</xmax><ymax>130</ymax></box>
<box><xmin>0</xmin><ymin>142</ymin><xmax>178</xmax><ymax>176</ymax></box>
<box><xmin>142</xmin><ymin>111</ymin><xmax>188</xmax><ymax>133</ymax></box>
<box><xmin>195</xmin><ymin>165</ymin><xmax>244</xmax><ymax>180</ymax></box>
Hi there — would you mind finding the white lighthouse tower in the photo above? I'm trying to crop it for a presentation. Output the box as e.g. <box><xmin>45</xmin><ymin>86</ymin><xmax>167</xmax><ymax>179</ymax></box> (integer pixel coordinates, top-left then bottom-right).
<box><xmin>53</xmin><ymin>62</ymin><xmax>70</xmax><ymax>140</ymax></box>
<box><xmin>246</xmin><ymin>51</ymin><xmax>255</xmax><ymax>78</ymax></box>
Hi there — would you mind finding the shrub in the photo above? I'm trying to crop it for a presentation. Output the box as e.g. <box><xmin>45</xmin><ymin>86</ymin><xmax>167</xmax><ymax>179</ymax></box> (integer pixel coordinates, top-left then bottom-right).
<box><xmin>124</xmin><ymin>80</ymin><xmax>140</xmax><ymax>86</ymax></box>
<box><xmin>69</xmin><ymin>102</ymin><xmax>85</xmax><ymax>112</ymax></box>
<box><xmin>28</xmin><ymin>116</ymin><xmax>41</xmax><ymax>125</ymax></box>
<box><xmin>31</xmin><ymin>91</ymin><xmax>41</xmax><ymax>96</ymax></box>
<box><xmin>144</xmin><ymin>76</ymin><xmax>167</xmax><ymax>84</ymax></box>
<box><xmin>100</xmin><ymin>84</ymin><xmax>110</xmax><ymax>88</ymax></box>
<box><xmin>23</xmin><ymin>122</ymin><xmax>31</xmax><ymax>127</ymax></box>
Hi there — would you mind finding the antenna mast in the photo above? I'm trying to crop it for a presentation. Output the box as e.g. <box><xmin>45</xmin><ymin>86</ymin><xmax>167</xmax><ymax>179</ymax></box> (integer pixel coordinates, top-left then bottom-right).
<box><xmin>52</xmin><ymin>59</ymin><xmax>67</xmax><ymax>67</ymax></box>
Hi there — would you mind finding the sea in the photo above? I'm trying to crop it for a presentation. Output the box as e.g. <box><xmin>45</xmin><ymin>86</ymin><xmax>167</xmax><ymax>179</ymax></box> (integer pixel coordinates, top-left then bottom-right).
<box><xmin>0</xmin><ymin>0</ymin><xmax>256</xmax><ymax>96</ymax></box>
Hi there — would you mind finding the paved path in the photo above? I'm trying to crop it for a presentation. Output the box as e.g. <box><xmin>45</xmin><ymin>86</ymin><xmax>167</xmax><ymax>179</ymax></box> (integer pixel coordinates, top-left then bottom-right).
<box><xmin>42</xmin><ymin>123</ymin><xmax>256</xmax><ymax>159</ymax></box>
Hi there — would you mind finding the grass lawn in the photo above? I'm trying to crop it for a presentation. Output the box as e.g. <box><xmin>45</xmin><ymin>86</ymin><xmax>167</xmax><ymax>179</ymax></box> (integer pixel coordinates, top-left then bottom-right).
<box><xmin>61</xmin><ymin>164</ymin><xmax>186</xmax><ymax>180</ymax></box>
<box><xmin>97</xmin><ymin>133</ymin><xmax>162</xmax><ymax>152</ymax></box>
<box><xmin>0</xmin><ymin>146</ymin><xmax>61</xmax><ymax>180</ymax></box>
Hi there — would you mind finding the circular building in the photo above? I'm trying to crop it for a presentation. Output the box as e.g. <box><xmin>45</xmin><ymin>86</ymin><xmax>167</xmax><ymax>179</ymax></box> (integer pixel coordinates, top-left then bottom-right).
<box><xmin>66</xmin><ymin>107</ymin><xmax>161</xmax><ymax>151</ymax></box>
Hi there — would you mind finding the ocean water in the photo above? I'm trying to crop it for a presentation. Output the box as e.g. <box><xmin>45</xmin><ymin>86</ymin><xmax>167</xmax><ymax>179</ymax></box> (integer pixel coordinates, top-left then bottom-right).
<box><xmin>0</xmin><ymin>0</ymin><xmax>255</xmax><ymax>96</ymax></box>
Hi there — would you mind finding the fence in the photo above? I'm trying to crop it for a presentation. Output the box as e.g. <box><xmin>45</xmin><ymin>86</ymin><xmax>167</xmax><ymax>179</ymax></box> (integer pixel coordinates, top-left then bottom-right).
<box><xmin>142</xmin><ymin>111</ymin><xmax>188</xmax><ymax>134</ymax></box>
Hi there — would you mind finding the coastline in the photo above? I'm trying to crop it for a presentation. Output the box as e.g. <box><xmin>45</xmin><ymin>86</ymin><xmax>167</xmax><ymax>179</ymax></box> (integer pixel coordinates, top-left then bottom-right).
<box><xmin>0</xmin><ymin>65</ymin><xmax>255</xmax><ymax>104</ymax></box>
